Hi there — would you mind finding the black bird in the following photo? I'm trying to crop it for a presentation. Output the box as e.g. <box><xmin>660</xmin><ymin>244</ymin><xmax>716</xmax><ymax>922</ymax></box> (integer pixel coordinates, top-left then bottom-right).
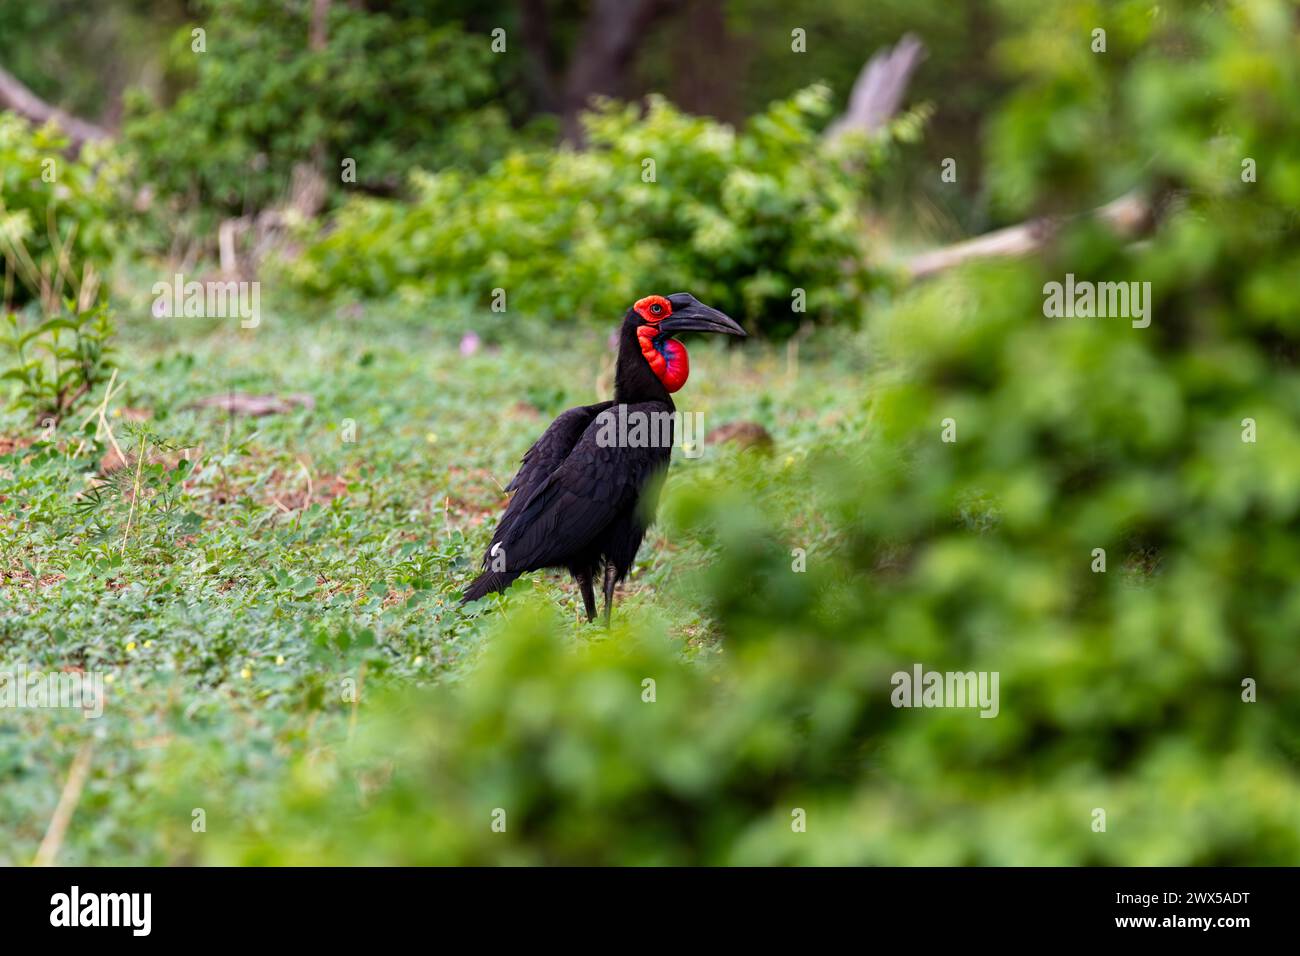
<box><xmin>462</xmin><ymin>293</ymin><xmax>746</xmax><ymax>623</ymax></box>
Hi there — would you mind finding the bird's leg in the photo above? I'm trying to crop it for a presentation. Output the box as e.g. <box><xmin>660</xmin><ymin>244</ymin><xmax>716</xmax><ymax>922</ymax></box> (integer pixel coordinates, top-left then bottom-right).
<box><xmin>576</xmin><ymin>570</ymin><xmax>597</xmax><ymax>623</ymax></box>
<box><xmin>602</xmin><ymin>563</ymin><xmax>618</xmax><ymax>627</ymax></box>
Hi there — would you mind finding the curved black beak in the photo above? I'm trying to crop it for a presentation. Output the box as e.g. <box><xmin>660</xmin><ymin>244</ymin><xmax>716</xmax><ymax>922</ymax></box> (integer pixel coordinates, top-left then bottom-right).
<box><xmin>659</xmin><ymin>293</ymin><xmax>746</xmax><ymax>337</ymax></box>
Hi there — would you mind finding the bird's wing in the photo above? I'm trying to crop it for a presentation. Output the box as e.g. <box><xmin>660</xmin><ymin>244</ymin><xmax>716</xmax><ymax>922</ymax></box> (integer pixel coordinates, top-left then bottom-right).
<box><xmin>492</xmin><ymin>402</ymin><xmax>673</xmax><ymax>572</ymax></box>
<box><xmin>484</xmin><ymin>402</ymin><xmax>614</xmax><ymax>559</ymax></box>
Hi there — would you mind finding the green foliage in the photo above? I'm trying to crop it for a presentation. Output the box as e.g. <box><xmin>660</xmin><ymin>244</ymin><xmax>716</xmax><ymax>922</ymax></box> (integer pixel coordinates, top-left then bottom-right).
<box><xmin>0</xmin><ymin>115</ymin><xmax>123</xmax><ymax>306</ymax></box>
<box><xmin>987</xmin><ymin>0</ymin><xmax>1300</xmax><ymax>218</ymax></box>
<box><xmin>0</xmin><ymin>116</ymin><xmax>120</xmax><ymax>422</ymax></box>
<box><xmin>123</xmin><ymin>0</ymin><xmax>514</xmax><ymax>226</ymax></box>
<box><xmin>1</xmin><ymin>303</ymin><xmax>116</xmax><ymax>423</ymax></box>
<box><xmin>75</xmin><ymin>424</ymin><xmax>201</xmax><ymax>554</ymax></box>
<box><xmin>288</xmin><ymin>86</ymin><xmax>901</xmax><ymax>336</ymax></box>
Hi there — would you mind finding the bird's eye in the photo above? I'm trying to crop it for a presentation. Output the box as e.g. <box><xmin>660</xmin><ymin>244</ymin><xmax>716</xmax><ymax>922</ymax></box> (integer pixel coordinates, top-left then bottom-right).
<box><xmin>651</xmin><ymin>303</ymin><xmax>663</xmax><ymax>314</ymax></box>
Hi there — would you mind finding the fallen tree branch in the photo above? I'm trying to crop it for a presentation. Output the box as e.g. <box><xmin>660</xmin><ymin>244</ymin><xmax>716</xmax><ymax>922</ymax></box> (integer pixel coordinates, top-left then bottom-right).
<box><xmin>0</xmin><ymin>65</ymin><xmax>110</xmax><ymax>150</ymax></box>
<box><xmin>903</xmin><ymin>191</ymin><xmax>1153</xmax><ymax>279</ymax></box>
<box><xmin>823</xmin><ymin>40</ymin><xmax>1153</xmax><ymax>280</ymax></box>
<box><xmin>187</xmin><ymin>392</ymin><xmax>316</xmax><ymax>416</ymax></box>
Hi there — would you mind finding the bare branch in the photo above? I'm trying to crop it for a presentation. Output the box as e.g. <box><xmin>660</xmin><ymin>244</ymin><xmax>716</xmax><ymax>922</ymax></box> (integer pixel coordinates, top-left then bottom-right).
<box><xmin>0</xmin><ymin>65</ymin><xmax>110</xmax><ymax>150</ymax></box>
<box><xmin>904</xmin><ymin>192</ymin><xmax>1153</xmax><ymax>279</ymax></box>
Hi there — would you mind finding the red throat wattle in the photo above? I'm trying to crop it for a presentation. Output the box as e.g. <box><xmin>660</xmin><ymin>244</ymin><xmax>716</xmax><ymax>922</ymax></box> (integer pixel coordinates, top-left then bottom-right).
<box><xmin>633</xmin><ymin>294</ymin><xmax>689</xmax><ymax>392</ymax></box>
<box><xmin>637</xmin><ymin>325</ymin><xmax>689</xmax><ymax>392</ymax></box>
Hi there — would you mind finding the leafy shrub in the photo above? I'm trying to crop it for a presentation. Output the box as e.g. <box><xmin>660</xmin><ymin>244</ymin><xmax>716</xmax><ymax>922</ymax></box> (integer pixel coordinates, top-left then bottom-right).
<box><xmin>286</xmin><ymin>86</ymin><xmax>907</xmax><ymax>336</ymax></box>
<box><xmin>0</xmin><ymin>117</ymin><xmax>119</xmax><ymax>423</ymax></box>
<box><xmin>1</xmin><ymin>302</ymin><xmax>116</xmax><ymax>424</ymax></box>
<box><xmin>123</xmin><ymin>0</ymin><xmax>514</xmax><ymax>231</ymax></box>
<box><xmin>0</xmin><ymin>114</ymin><xmax>123</xmax><ymax>307</ymax></box>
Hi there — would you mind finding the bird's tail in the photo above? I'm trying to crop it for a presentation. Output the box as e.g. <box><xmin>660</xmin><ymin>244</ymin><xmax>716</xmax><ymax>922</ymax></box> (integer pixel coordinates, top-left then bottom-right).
<box><xmin>460</xmin><ymin>569</ymin><xmax>522</xmax><ymax>604</ymax></box>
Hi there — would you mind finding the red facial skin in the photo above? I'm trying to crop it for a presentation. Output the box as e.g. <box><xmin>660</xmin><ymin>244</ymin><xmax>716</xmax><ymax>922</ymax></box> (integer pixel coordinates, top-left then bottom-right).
<box><xmin>633</xmin><ymin>295</ymin><xmax>690</xmax><ymax>392</ymax></box>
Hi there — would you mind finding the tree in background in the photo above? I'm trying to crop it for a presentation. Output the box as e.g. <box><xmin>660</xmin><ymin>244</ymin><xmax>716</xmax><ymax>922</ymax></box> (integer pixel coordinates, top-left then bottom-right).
<box><xmin>121</xmin><ymin>0</ymin><xmax>514</xmax><ymax>224</ymax></box>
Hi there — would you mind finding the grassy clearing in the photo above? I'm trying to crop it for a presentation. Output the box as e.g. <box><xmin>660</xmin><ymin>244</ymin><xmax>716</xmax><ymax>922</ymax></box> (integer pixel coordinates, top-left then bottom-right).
<box><xmin>0</xmin><ymin>299</ymin><xmax>866</xmax><ymax>864</ymax></box>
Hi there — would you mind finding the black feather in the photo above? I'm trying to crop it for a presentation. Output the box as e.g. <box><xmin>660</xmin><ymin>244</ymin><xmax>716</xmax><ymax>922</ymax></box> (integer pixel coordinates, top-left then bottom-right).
<box><xmin>460</xmin><ymin>305</ymin><xmax>687</xmax><ymax>621</ymax></box>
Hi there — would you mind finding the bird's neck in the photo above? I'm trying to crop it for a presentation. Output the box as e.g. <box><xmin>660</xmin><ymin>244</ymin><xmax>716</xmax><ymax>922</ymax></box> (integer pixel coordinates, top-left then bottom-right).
<box><xmin>614</xmin><ymin>318</ymin><xmax>675</xmax><ymax>407</ymax></box>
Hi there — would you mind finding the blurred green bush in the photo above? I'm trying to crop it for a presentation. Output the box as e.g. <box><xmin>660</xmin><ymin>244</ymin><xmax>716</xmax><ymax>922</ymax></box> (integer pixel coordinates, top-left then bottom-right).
<box><xmin>285</xmin><ymin>86</ymin><xmax>910</xmax><ymax>336</ymax></box>
<box><xmin>0</xmin><ymin>115</ymin><xmax>123</xmax><ymax>306</ymax></box>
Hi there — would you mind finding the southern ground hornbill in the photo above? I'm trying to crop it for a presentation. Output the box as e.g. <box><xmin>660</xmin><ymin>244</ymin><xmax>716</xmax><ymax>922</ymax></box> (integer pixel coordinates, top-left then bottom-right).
<box><xmin>462</xmin><ymin>293</ymin><xmax>746</xmax><ymax>622</ymax></box>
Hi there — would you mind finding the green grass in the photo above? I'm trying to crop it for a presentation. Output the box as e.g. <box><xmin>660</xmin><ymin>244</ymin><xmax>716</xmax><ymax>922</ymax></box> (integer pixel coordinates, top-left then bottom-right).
<box><xmin>0</xmin><ymin>298</ymin><xmax>867</xmax><ymax>864</ymax></box>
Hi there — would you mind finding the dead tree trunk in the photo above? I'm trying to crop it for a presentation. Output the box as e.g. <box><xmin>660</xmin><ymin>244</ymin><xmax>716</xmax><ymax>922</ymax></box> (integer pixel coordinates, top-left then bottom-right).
<box><xmin>824</xmin><ymin>34</ymin><xmax>927</xmax><ymax>141</ymax></box>
<box><xmin>559</xmin><ymin>0</ymin><xmax>685</xmax><ymax>144</ymax></box>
